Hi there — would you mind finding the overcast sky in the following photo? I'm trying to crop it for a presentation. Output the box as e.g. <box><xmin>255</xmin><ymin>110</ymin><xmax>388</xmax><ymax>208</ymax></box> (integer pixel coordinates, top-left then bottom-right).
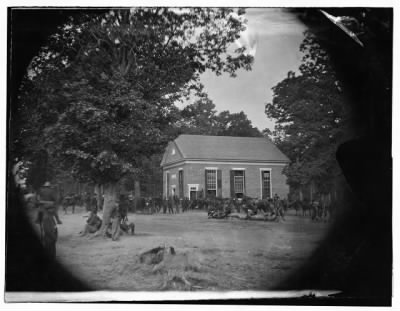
<box><xmin>199</xmin><ymin>8</ymin><xmax>307</xmax><ymax>132</ymax></box>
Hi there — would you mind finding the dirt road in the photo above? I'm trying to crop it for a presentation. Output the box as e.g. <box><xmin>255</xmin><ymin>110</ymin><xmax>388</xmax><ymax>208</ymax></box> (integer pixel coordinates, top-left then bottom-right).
<box><xmin>32</xmin><ymin>207</ymin><xmax>330</xmax><ymax>291</ymax></box>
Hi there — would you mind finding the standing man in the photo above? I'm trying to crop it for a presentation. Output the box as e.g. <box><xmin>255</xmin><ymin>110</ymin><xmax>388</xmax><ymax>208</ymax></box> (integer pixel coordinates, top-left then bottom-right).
<box><xmin>35</xmin><ymin>181</ymin><xmax>62</xmax><ymax>259</ymax></box>
<box><xmin>36</xmin><ymin>181</ymin><xmax>62</xmax><ymax>225</ymax></box>
<box><xmin>91</xmin><ymin>194</ymin><xmax>98</xmax><ymax>212</ymax></box>
<box><xmin>273</xmin><ymin>193</ymin><xmax>285</xmax><ymax>222</ymax></box>
<box><xmin>84</xmin><ymin>192</ymin><xmax>91</xmax><ymax>212</ymax></box>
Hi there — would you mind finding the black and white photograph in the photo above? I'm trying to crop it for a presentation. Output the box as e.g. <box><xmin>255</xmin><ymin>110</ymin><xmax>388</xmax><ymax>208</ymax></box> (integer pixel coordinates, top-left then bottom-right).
<box><xmin>5</xmin><ymin>2</ymin><xmax>394</xmax><ymax>306</ymax></box>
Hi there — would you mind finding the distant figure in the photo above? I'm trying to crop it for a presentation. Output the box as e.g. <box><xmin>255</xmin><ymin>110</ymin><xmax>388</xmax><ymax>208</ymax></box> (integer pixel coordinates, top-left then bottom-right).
<box><xmin>91</xmin><ymin>195</ymin><xmax>98</xmax><ymax>212</ymax></box>
<box><xmin>118</xmin><ymin>194</ymin><xmax>129</xmax><ymax>221</ymax></box>
<box><xmin>311</xmin><ymin>199</ymin><xmax>320</xmax><ymax>221</ymax></box>
<box><xmin>84</xmin><ymin>192</ymin><xmax>91</xmax><ymax>212</ymax></box>
<box><xmin>273</xmin><ymin>194</ymin><xmax>285</xmax><ymax>221</ymax></box>
<box><xmin>168</xmin><ymin>197</ymin><xmax>174</xmax><ymax>214</ymax></box>
<box><xmin>110</xmin><ymin>205</ymin><xmax>121</xmax><ymax>241</ymax></box>
<box><xmin>62</xmin><ymin>194</ymin><xmax>75</xmax><ymax>214</ymax></box>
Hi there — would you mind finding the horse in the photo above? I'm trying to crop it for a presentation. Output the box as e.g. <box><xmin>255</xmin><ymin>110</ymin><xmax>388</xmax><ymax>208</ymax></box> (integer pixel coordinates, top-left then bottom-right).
<box><xmin>152</xmin><ymin>197</ymin><xmax>163</xmax><ymax>213</ymax></box>
<box><xmin>301</xmin><ymin>201</ymin><xmax>312</xmax><ymax>217</ymax></box>
<box><xmin>320</xmin><ymin>193</ymin><xmax>333</xmax><ymax>222</ymax></box>
<box><xmin>287</xmin><ymin>200</ymin><xmax>301</xmax><ymax>215</ymax></box>
<box><xmin>62</xmin><ymin>195</ymin><xmax>76</xmax><ymax>214</ymax></box>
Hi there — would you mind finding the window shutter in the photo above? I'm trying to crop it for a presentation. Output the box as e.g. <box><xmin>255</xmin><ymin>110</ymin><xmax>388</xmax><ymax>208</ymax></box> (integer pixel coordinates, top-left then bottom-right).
<box><xmin>230</xmin><ymin>170</ymin><xmax>235</xmax><ymax>198</ymax></box>
<box><xmin>179</xmin><ymin>170</ymin><xmax>184</xmax><ymax>198</ymax></box>
<box><xmin>204</xmin><ymin>169</ymin><xmax>207</xmax><ymax>196</ymax></box>
<box><xmin>243</xmin><ymin>170</ymin><xmax>246</xmax><ymax>197</ymax></box>
<box><xmin>166</xmin><ymin>172</ymin><xmax>170</xmax><ymax>198</ymax></box>
<box><xmin>217</xmin><ymin>170</ymin><xmax>222</xmax><ymax>198</ymax></box>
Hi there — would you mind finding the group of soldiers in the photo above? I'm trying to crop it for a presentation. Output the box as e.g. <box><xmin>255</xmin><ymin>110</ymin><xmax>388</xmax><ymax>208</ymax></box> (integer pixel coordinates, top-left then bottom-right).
<box><xmin>287</xmin><ymin>195</ymin><xmax>333</xmax><ymax>222</ymax></box>
<box><xmin>32</xmin><ymin>181</ymin><xmax>331</xmax><ymax>258</ymax></box>
<box><xmin>205</xmin><ymin>193</ymin><xmax>333</xmax><ymax>223</ymax></box>
<box><xmin>126</xmin><ymin>194</ymin><xmax>289</xmax><ymax>221</ymax></box>
<box><xmin>62</xmin><ymin>192</ymin><xmax>101</xmax><ymax>214</ymax></box>
<box><xmin>32</xmin><ymin>182</ymin><xmax>137</xmax><ymax>258</ymax></box>
<box><xmin>133</xmin><ymin>196</ymin><xmax>202</xmax><ymax>214</ymax></box>
<box><xmin>207</xmin><ymin>194</ymin><xmax>287</xmax><ymax>221</ymax></box>
<box><xmin>78</xmin><ymin>193</ymin><xmax>135</xmax><ymax>241</ymax></box>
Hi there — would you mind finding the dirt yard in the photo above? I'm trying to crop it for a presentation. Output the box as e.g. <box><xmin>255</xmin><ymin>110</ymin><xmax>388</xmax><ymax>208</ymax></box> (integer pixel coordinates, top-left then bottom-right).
<box><xmin>29</xmin><ymin>206</ymin><xmax>330</xmax><ymax>291</ymax></box>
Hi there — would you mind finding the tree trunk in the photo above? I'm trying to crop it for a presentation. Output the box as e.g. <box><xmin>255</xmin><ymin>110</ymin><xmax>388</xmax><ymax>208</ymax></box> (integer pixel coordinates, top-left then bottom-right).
<box><xmin>299</xmin><ymin>188</ymin><xmax>303</xmax><ymax>201</ymax></box>
<box><xmin>134</xmin><ymin>180</ymin><xmax>141</xmax><ymax>211</ymax></box>
<box><xmin>94</xmin><ymin>184</ymin><xmax>102</xmax><ymax>211</ymax></box>
<box><xmin>98</xmin><ymin>182</ymin><xmax>118</xmax><ymax>237</ymax></box>
<box><xmin>134</xmin><ymin>180</ymin><xmax>141</xmax><ymax>197</ymax></box>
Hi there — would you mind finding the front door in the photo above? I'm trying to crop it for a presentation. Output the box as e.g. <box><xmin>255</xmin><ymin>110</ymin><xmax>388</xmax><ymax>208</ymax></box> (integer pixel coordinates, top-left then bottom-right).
<box><xmin>190</xmin><ymin>188</ymin><xmax>197</xmax><ymax>200</ymax></box>
<box><xmin>188</xmin><ymin>185</ymin><xmax>198</xmax><ymax>201</ymax></box>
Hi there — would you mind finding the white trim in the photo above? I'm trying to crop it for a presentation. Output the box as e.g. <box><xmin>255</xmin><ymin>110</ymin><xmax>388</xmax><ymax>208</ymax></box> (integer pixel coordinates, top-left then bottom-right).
<box><xmin>232</xmin><ymin>168</ymin><xmax>246</xmax><ymax>170</ymax></box>
<box><xmin>187</xmin><ymin>184</ymin><xmax>199</xmax><ymax>192</ymax></box>
<box><xmin>205</xmin><ymin>167</ymin><xmax>218</xmax><ymax>170</ymax></box>
<box><xmin>259</xmin><ymin>168</ymin><xmax>272</xmax><ymax>200</ymax></box>
<box><xmin>187</xmin><ymin>184</ymin><xmax>199</xmax><ymax>200</ymax></box>
<box><xmin>190</xmin><ymin>161</ymin><xmax>286</xmax><ymax>166</ymax></box>
<box><xmin>163</xmin><ymin>160</ymin><xmax>287</xmax><ymax>170</ymax></box>
<box><xmin>178</xmin><ymin>168</ymin><xmax>183</xmax><ymax>171</ymax></box>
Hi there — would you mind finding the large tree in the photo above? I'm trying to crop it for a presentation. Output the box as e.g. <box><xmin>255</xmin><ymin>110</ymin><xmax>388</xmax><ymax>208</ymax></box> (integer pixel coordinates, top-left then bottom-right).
<box><xmin>16</xmin><ymin>8</ymin><xmax>253</xmax><ymax>235</ymax></box>
<box><xmin>265</xmin><ymin>30</ymin><xmax>353</xmax><ymax>198</ymax></box>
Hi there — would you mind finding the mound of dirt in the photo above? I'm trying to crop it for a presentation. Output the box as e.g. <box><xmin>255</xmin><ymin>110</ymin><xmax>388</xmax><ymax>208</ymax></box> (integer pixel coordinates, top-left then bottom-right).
<box><xmin>137</xmin><ymin>246</ymin><xmax>209</xmax><ymax>290</ymax></box>
<box><xmin>139</xmin><ymin>246</ymin><xmax>176</xmax><ymax>265</ymax></box>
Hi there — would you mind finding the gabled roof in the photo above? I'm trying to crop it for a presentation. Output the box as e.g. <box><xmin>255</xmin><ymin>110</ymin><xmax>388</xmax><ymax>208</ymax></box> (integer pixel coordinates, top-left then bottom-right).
<box><xmin>161</xmin><ymin>134</ymin><xmax>289</xmax><ymax>166</ymax></box>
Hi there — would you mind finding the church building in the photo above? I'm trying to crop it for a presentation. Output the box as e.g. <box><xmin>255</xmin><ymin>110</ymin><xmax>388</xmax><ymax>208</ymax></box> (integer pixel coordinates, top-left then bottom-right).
<box><xmin>160</xmin><ymin>135</ymin><xmax>290</xmax><ymax>200</ymax></box>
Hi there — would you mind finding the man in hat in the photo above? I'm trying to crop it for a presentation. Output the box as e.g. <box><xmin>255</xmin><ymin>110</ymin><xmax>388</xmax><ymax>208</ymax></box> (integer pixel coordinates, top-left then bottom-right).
<box><xmin>36</xmin><ymin>181</ymin><xmax>62</xmax><ymax>225</ymax></box>
<box><xmin>79</xmin><ymin>208</ymin><xmax>102</xmax><ymax>236</ymax></box>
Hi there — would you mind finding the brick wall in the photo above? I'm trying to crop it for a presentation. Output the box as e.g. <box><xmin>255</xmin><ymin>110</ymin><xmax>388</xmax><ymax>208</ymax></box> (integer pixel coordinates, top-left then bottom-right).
<box><xmin>163</xmin><ymin>162</ymin><xmax>289</xmax><ymax>199</ymax></box>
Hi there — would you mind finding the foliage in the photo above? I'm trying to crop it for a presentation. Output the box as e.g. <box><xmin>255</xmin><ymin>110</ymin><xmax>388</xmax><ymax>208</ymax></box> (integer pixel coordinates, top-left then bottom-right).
<box><xmin>265</xmin><ymin>30</ymin><xmax>353</xmax><ymax>191</ymax></box>
<box><xmin>175</xmin><ymin>93</ymin><xmax>261</xmax><ymax>137</ymax></box>
<box><xmin>16</xmin><ymin>8</ymin><xmax>254</xmax><ymax>187</ymax></box>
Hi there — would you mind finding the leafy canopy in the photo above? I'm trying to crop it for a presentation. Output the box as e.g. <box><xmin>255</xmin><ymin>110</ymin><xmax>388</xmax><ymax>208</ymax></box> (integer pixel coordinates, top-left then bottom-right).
<box><xmin>17</xmin><ymin>8</ymin><xmax>254</xmax><ymax>185</ymax></box>
<box><xmin>265</xmin><ymin>30</ymin><xmax>353</xmax><ymax>191</ymax></box>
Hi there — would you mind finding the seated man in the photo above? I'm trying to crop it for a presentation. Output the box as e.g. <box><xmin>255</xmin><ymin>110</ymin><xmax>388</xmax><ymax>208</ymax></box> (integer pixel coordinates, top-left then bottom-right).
<box><xmin>79</xmin><ymin>208</ymin><xmax>102</xmax><ymax>236</ymax></box>
<box><xmin>120</xmin><ymin>217</ymin><xmax>135</xmax><ymax>235</ymax></box>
